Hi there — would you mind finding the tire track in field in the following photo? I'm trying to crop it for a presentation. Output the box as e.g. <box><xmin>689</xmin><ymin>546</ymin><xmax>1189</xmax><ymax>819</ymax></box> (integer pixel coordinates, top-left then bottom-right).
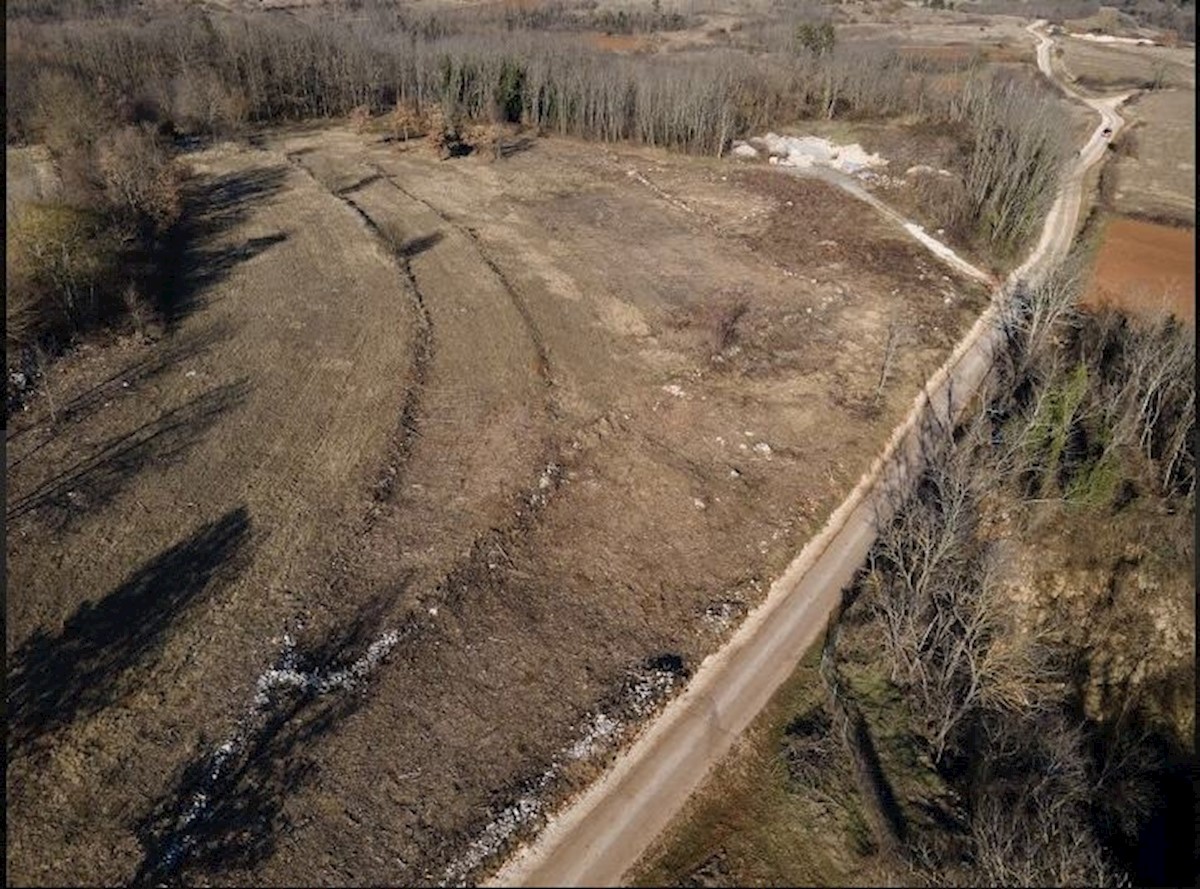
<box><xmin>366</xmin><ymin>163</ymin><xmax>560</xmax><ymax>424</ymax></box>
<box><xmin>287</xmin><ymin>152</ymin><xmax>434</xmax><ymax>510</ymax></box>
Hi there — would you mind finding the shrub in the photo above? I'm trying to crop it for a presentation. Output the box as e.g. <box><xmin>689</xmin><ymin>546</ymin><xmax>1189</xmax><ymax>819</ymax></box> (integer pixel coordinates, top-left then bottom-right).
<box><xmin>349</xmin><ymin>104</ymin><xmax>372</xmax><ymax>132</ymax></box>
<box><xmin>6</xmin><ymin>202</ymin><xmax>122</xmax><ymax>347</ymax></box>
<box><xmin>30</xmin><ymin>70</ymin><xmax>115</xmax><ymax>156</ymax></box>
<box><xmin>169</xmin><ymin>68</ymin><xmax>248</xmax><ymax>136</ymax></box>
<box><xmin>389</xmin><ymin>102</ymin><xmax>429</xmax><ymax>142</ymax></box>
<box><xmin>97</xmin><ymin>124</ymin><xmax>185</xmax><ymax>231</ymax></box>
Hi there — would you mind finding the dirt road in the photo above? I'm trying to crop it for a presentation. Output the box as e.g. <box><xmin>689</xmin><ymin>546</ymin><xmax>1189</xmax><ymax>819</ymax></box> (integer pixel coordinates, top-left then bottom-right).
<box><xmin>787</xmin><ymin>165</ymin><xmax>997</xmax><ymax>288</ymax></box>
<box><xmin>488</xmin><ymin>23</ymin><xmax>1128</xmax><ymax>887</ymax></box>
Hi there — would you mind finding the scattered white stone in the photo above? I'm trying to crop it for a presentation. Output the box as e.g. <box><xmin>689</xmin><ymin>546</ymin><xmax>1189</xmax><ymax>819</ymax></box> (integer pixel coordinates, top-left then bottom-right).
<box><xmin>662</xmin><ymin>384</ymin><xmax>686</xmax><ymax>398</ymax></box>
<box><xmin>756</xmin><ymin>133</ymin><xmax>887</xmax><ymax>177</ymax></box>
<box><xmin>442</xmin><ymin>663</ymin><xmax>680</xmax><ymax>885</ymax></box>
<box><xmin>429</xmin><ymin>606</ymin><xmax>439</xmax><ymax>617</ymax></box>
<box><xmin>753</xmin><ymin>442</ymin><xmax>773</xmax><ymax>457</ymax></box>
<box><xmin>1071</xmin><ymin>32</ymin><xmax>1156</xmax><ymax>45</ymax></box>
<box><xmin>693</xmin><ymin>497</ymin><xmax>707</xmax><ymax>510</ymax></box>
<box><xmin>567</xmin><ymin>712</ymin><xmax>620</xmax><ymax>760</ymax></box>
<box><xmin>730</xmin><ymin>141</ymin><xmax>759</xmax><ymax>159</ymax></box>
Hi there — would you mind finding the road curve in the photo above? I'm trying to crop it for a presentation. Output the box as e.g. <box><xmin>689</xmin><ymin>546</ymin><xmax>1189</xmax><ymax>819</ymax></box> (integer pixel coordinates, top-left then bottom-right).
<box><xmin>487</xmin><ymin>22</ymin><xmax>1127</xmax><ymax>888</ymax></box>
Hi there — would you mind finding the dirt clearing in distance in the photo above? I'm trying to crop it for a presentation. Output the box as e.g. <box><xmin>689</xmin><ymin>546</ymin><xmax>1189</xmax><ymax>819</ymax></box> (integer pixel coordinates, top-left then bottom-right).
<box><xmin>1083</xmin><ymin>216</ymin><xmax>1195</xmax><ymax>326</ymax></box>
<box><xmin>1058</xmin><ymin>35</ymin><xmax>1195</xmax><ymax>91</ymax></box>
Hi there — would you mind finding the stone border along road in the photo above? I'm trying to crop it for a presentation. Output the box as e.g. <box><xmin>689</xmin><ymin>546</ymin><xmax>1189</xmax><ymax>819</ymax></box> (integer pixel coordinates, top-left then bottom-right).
<box><xmin>486</xmin><ymin>21</ymin><xmax>1131</xmax><ymax>888</ymax></box>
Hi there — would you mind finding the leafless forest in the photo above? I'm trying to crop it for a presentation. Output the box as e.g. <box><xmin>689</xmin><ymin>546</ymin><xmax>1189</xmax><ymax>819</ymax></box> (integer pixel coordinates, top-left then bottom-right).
<box><xmin>7</xmin><ymin>0</ymin><xmax>1072</xmax><ymax>386</ymax></box>
<box><xmin>831</xmin><ymin>266</ymin><xmax>1194</xmax><ymax>885</ymax></box>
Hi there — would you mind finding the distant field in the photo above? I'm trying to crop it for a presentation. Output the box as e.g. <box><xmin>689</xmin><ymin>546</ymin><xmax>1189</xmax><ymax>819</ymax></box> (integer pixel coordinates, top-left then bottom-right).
<box><xmin>1108</xmin><ymin>88</ymin><xmax>1196</xmax><ymax>224</ymax></box>
<box><xmin>1084</xmin><ymin>215</ymin><xmax>1195</xmax><ymax>326</ymax></box>
<box><xmin>1058</xmin><ymin>35</ymin><xmax>1195</xmax><ymax>90</ymax></box>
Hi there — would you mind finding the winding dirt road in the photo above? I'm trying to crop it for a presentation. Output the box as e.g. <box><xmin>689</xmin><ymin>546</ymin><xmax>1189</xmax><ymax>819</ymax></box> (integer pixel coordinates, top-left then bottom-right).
<box><xmin>488</xmin><ymin>22</ymin><xmax>1129</xmax><ymax>888</ymax></box>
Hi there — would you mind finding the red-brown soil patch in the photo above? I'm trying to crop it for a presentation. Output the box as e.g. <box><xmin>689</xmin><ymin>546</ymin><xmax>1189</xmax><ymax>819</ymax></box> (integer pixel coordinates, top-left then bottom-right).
<box><xmin>1084</xmin><ymin>216</ymin><xmax>1195</xmax><ymax>326</ymax></box>
<box><xmin>585</xmin><ymin>31</ymin><xmax>655</xmax><ymax>53</ymax></box>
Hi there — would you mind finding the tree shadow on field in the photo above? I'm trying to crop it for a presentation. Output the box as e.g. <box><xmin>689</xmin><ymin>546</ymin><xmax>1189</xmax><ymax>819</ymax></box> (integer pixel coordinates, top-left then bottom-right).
<box><xmin>6</xmin><ymin>507</ymin><xmax>253</xmax><ymax>754</ymax></box>
<box><xmin>497</xmin><ymin>135</ymin><xmax>537</xmax><ymax>159</ymax></box>
<box><xmin>157</xmin><ymin>164</ymin><xmax>290</xmax><ymax>327</ymax></box>
<box><xmin>5</xmin><ymin>378</ymin><xmax>251</xmax><ymax>528</ymax></box>
<box><xmin>131</xmin><ymin>597</ymin><xmax>399</xmax><ymax>886</ymax></box>
<box><xmin>396</xmin><ymin>230</ymin><xmax>444</xmax><ymax>259</ymax></box>
<box><xmin>6</xmin><ymin>323</ymin><xmax>230</xmax><ymax>458</ymax></box>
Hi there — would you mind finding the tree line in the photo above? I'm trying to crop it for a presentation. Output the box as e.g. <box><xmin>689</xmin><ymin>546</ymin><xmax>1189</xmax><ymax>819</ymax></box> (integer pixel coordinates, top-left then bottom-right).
<box><xmin>6</xmin><ymin>2</ymin><xmax>1067</xmax><ymax>388</ymax></box>
<box><xmin>8</xmin><ymin>5</ymin><xmax>1067</xmax><ymax>233</ymax></box>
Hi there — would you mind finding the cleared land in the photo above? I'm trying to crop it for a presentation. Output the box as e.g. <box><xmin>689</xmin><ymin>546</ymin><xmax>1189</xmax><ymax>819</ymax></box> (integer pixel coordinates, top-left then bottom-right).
<box><xmin>1084</xmin><ymin>216</ymin><xmax>1195</xmax><ymax>325</ymax></box>
<box><xmin>1058</xmin><ymin>34</ymin><xmax>1195</xmax><ymax>90</ymax></box>
<box><xmin>1108</xmin><ymin>88</ymin><xmax>1196</xmax><ymax>224</ymax></box>
<box><xmin>6</xmin><ymin>123</ymin><xmax>988</xmax><ymax>885</ymax></box>
<box><xmin>6</xmin><ymin>143</ymin><xmax>422</xmax><ymax>885</ymax></box>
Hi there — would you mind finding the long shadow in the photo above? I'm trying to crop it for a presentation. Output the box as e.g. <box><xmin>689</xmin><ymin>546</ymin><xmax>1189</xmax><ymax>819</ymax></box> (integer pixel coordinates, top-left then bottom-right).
<box><xmin>6</xmin><ymin>507</ymin><xmax>253</xmax><ymax>754</ymax></box>
<box><xmin>6</xmin><ymin>324</ymin><xmax>230</xmax><ymax>464</ymax></box>
<box><xmin>497</xmin><ymin>135</ymin><xmax>537</xmax><ymax>159</ymax></box>
<box><xmin>6</xmin><ymin>379</ymin><xmax>250</xmax><ymax>528</ymax></box>
<box><xmin>131</xmin><ymin>598</ymin><xmax>398</xmax><ymax>886</ymax></box>
<box><xmin>156</xmin><ymin>165</ymin><xmax>290</xmax><ymax>328</ymax></box>
<box><xmin>396</xmin><ymin>231</ymin><xmax>444</xmax><ymax>259</ymax></box>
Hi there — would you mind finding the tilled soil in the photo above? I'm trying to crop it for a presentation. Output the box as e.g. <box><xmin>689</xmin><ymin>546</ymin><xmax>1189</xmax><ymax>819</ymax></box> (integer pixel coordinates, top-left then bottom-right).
<box><xmin>1084</xmin><ymin>215</ymin><xmax>1195</xmax><ymax>325</ymax></box>
<box><xmin>6</xmin><ymin>125</ymin><xmax>987</xmax><ymax>886</ymax></box>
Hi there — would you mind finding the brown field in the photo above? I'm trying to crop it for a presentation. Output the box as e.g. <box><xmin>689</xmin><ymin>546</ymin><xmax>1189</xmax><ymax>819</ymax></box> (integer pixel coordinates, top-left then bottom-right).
<box><xmin>1108</xmin><ymin>88</ymin><xmax>1196</xmax><ymax>224</ymax></box>
<box><xmin>838</xmin><ymin>10</ymin><xmax>1033</xmax><ymax>46</ymax></box>
<box><xmin>5</xmin><ymin>124</ymin><xmax>988</xmax><ymax>886</ymax></box>
<box><xmin>1084</xmin><ymin>216</ymin><xmax>1195</xmax><ymax>325</ymax></box>
<box><xmin>1058</xmin><ymin>35</ymin><xmax>1195</xmax><ymax>90</ymax></box>
<box><xmin>895</xmin><ymin>40</ymin><xmax>1032</xmax><ymax>65</ymax></box>
<box><xmin>585</xmin><ymin>31</ymin><xmax>656</xmax><ymax>53</ymax></box>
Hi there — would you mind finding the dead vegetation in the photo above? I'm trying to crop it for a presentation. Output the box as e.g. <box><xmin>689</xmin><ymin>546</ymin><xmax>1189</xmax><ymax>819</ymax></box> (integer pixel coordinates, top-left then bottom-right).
<box><xmin>8</xmin><ymin>0</ymin><xmax>1066</xmax><ymax>256</ymax></box>
<box><xmin>6</xmin><ymin>74</ymin><xmax>185</xmax><ymax>413</ymax></box>
<box><xmin>842</xmin><ymin>266</ymin><xmax>1195</xmax><ymax>885</ymax></box>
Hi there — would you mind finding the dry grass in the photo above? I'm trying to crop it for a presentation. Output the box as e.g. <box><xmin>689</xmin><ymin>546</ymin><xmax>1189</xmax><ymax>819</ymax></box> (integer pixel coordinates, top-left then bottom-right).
<box><xmin>1058</xmin><ymin>38</ymin><xmax>1195</xmax><ymax>91</ymax></box>
<box><xmin>5</xmin><ymin>123</ymin><xmax>993</xmax><ymax>886</ymax></box>
<box><xmin>1107</xmin><ymin>88</ymin><xmax>1196</xmax><ymax>225</ymax></box>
